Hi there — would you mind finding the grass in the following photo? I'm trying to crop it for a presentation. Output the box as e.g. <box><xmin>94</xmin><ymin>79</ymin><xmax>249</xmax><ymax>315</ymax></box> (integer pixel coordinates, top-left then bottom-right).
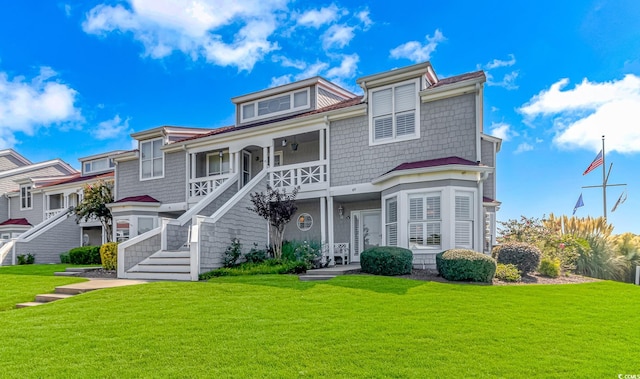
<box><xmin>0</xmin><ymin>264</ymin><xmax>87</xmax><ymax>311</ymax></box>
<box><xmin>0</xmin><ymin>274</ymin><xmax>638</xmax><ymax>377</ymax></box>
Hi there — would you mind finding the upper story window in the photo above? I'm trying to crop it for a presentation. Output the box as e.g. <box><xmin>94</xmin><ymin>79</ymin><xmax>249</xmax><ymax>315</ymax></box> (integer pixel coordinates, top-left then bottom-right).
<box><xmin>241</xmin><ymin>88</ymin><xmax>310</xmax><ymax>123</ymax></box>
<box><xmin>83</xmin><ymin>157</ymin><xmax>115</xmax><ymax>175</ymax></box>
<box><xmin>369</xmin><ymin>79</ymin><xmax>419</xmax><ymax>145</ymax></box>
<box><xmin>140</xmin><ymin>138</ymin><xmax>164</xmax><ymax>180</ymax></box>
<box><xmin>207</xmin><ymin>151</ymin><xmax>230</xmax><ymax>176</ymax></box>
<box><xmin>20</xmin><ymin>185</ymin><xmax>32</xmax><ymax>210</ymax></box>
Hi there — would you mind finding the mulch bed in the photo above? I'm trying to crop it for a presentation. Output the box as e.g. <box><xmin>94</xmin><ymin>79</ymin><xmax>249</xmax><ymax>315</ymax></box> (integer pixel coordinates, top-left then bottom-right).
<box><xmin>398</xmin><ymin>269</ymin><xmax>599</xmax><ymax>285</ymax></box>
<box><xmin>79</xmin><ymin>268</ymin><xmax>117</xmax><ymax>279</ymax></box>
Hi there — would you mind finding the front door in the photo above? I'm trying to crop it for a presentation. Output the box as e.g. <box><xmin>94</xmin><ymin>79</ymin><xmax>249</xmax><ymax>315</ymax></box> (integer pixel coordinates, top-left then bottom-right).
<box><xmin>241</xmin><ymin>151</ymin><xmax>252</xmax><ymax>187</ymax></box>
<box><xmin>351</xmin><ymin>210</ymin><xmax>382</xmax><ymax>263</ymax></box>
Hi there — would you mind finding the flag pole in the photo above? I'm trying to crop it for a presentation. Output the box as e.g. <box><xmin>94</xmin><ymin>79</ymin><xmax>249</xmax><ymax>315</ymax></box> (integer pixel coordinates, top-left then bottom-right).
<box><xmin>602</xmin><ymin>135</ymin><xmax>607</xmax><ymax>219</ymax></box>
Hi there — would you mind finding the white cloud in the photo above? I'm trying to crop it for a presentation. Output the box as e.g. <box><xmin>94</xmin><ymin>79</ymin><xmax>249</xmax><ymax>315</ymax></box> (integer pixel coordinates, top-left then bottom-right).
<box><xmin>322</xmin><ymin>24</ymin><xmax>355</xmax><ymax>50</ymax></box>
<box><xmin>272</xmin><ymin>55</ymin><xmax>307</xmax><ymax>70</ymax></box>
<box><xmin>486</xmin><ymin>70</ymin><xmax>519</xmax><ymax>90</ymax></box>
<box><xmin>296</xmin><ymin>4</ymin><xmax>341</xmax><ymax>28</ymax></box>
<box><xmin>389</xmin><ymin>29</ymin><xmax>445</xmax><ymax>62</ymax></box>
<box><xmin>269</xmin><ymin>74</ymin><xmax>293</xmax><ymax>88</ymax></box>
<box><xmin>488</xmin><ymin>122</ymin><xmax>517</xmax><ymax>141</ymax></box>
<box><xmin>93</xmin><ymin>115</ymin><xmax>131</xmax><ymax>140</ymax></box>
<box><xmin>0</xmin><ymin>67</ymin><xmax>82</xmax><ymax>148</ymax></box>
<box><xmin>326</xmin><ymin>54</ymin><xmax>359</xmax><ymax>79</ymax></box>
<box><xmin>485</xmin><ymin>54</ymin><xmax>516</xmax><ymax>69</ymax></box>
<box><xmin>83</xmin><ymin>0</ymin><xmax>288</xmax><ymax>71</ymax></box>
<box><xmin>514</xmin><ymin>142</ymin><xmax>534</xmax><ymax>154</ymax></box>
<box><xmin>519</xmin><ymin>75</ymin><xmax>640</xmax><ymax>153</ymax></box>
<box><xmin>268</xmin><ymin>54</ymin><xmax>359</xmax><ymax>90</ymax></box>
<box><xmin>356</xmin><ymin>9</ymin><xmax>373</xmax><ymax>29</ymax></box>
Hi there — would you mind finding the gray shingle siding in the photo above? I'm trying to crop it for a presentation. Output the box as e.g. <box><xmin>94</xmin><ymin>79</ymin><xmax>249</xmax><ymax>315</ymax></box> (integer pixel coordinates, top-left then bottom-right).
<box><xmin>0</xmin><ymin>155</ymin><xmax>26</xmax><ymax>171</ymax></box>
<box><xmin>284</xmin><ymin>200</ymin><xmax>321</xmax><ymax>242</ymax></box>
<box><xmin>199</xmin><ymin>176</ymin><xmax>268</xmax><ymax>272</ymax></box>
<box><xmin>0</xmin><ymin>197</ymin><xmax>7</xmax><ymax>221</ymax></box>
<box><xmin>0</xmin><ymin>165</ymin><xmax>73</xmax><ymax>194</ymax></box>
<box><xmin>14</xmin><ymin>215</ymin><xmax>80</xmax><ymax>263</ymax></box>
<box><xmin>116</xmin><ymin>151</ymin><xmax>186</xmax><ymax>204</ymax></box>
<box><xmin>481</xmin><ymin>139</ymin><xmax>496</xmax><ymax>200</ymax></box>
<box><xmin>10</xmin><ymin>193</ymin><xmax>44</xmax><ymax>225</ymax></box>
<box><xmin>330</xmin><ymin>93</ymin><xmax>477</xmax><ymax>186</ymax></box>
<box><xmin>123</xmin><ymin>234</ymin><xmax>160</xmax><ymax>271</ymax></box>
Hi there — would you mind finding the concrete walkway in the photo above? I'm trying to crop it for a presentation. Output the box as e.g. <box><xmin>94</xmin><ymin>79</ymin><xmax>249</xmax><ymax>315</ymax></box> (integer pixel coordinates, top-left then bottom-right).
<box><xmin>299</xmin><ymin>263</ymin><xmax>361</xmax><ymax>281</ymax></box>
<box><xmin>16</xmin><ymin>278</ymin><xmax>148</xmax><ymax>308</ymax></box>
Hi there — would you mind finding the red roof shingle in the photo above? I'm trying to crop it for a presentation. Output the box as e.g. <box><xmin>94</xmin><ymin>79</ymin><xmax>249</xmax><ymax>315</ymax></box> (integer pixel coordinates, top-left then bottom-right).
<box><xmin>388</xmin><ymin>156</ymin><xmax>480</xmax><ymax>174</ymax></box>
<box><xmin>115</xmin><ymin>195</ymin><xmax>160</xmax><ymax>203</ymax></box>
<box><xmin>428</xmin><ymin>71</ymin><xmax>485</xmax><ymax>89</ymax></box>
<box><xmin>0</xmin><ymin>218</ymin><xmax>31</xmax><ymax>226</ymax></box>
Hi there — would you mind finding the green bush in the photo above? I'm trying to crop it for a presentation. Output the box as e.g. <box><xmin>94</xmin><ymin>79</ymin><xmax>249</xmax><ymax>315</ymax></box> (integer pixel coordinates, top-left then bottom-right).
<box><xmin>244</xmin><ymin>244</ymin><xmax>270</xmax><ymax>263</ymax></box>
<box><xmin>67</xmin><ymin>246</ymin><xmax>101</xmax><ymax>265</ymax></box>
<box><xmin>60</xmin><ymin>253</ymin><xmax>70</xmax><ymax>264</ymax></box>
<box><xmin>99</xmin><ymin>242</ymin><xmax>118</xmax><ymax>270</ymax></box>
<box><xmin>17</xmin><ymin>253</ymin><xmax>35</xmax><ymax>265</ymax></box>
<box><xmin>223</xmin><ymin>239</ymin><xmax>242</xmax><ymax>267</ymax></box>
<box><xmin>199</xmin><ymin>259</ymin><xmax>307</xmax><ymax>280</ymax></box>
<box><xmin>436</xmin><ymin>249</ymin><xmax>496</xmax><ymax>283</ymax></box>
<box><xmin>538</xmin><ymin>258</ymin><xmax>561</xmax><ymax>278</ymax></box>
<box><xmin>495</xmin><ymin>263</ymin><xmax>521</xmax><ymax>282</ymax></box>
<box><xmin>294</xmin><ymin>240</ymin><xmax>322</xmax><ymax>268</ymax></box>
<box><xmin>492</xmin><ymin>242</ymin><xmax>541</xmax><ymax>275</ymax></box>
<box><xmin>360</xmin><ymin>246</ymin><xmax>413</xmax><ymax>276</ymax></box>
<box><xmin>281</xmin><ymin>240</ymin><xmax>298</xmax><ymax>262</ymax></box>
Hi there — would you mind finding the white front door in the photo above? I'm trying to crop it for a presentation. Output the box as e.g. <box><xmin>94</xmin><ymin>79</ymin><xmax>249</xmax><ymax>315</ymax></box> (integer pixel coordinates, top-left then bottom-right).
<box><xmin>241</xmin><ymin>151</ymin><xmax>252</xmax><ymax>187</ymax></box>
<box><xmin>350</xmin><ymin>210</ymin><xmax>382</xmax><ymax>263</ymax></box>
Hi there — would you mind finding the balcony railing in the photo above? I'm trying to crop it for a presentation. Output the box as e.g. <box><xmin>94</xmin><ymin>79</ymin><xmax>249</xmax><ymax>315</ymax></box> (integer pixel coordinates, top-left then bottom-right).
<box><xmin>189</xmin><ymin>173</ymin><xmax>233</xmax><ymax>199</ymax></box>
<box><xmin>269</xmin><ymin>160</ymin><xmax>327</xmax><ymax>191</ymax></box>
<box><xmin>44</xmin><ymin>208</ymin><xmax>65</xmax><ymax>220</ymax></box>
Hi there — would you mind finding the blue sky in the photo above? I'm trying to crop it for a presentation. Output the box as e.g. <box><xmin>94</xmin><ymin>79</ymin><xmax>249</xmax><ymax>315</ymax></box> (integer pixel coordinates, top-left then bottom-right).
<box><xmin>1</xmin><ymin>1</ymin><xmax>639</xmax><ymax>233</ymax></box>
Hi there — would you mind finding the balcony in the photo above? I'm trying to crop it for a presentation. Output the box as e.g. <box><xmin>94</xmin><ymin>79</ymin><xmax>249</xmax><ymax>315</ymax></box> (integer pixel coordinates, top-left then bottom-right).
<box><xmin>188</xmin><ymin>173</ymin><xmax>233</xmax><ymax>199</ymax></box>
<box><xmin>269</xmin><ymin>160</ymin><xmax>327</xmax><ymax>191</ymax></box>
<box><xmin>44</xmin><ymin>208</ymin><xmax>65</xmax><ymax>220</ymax></box>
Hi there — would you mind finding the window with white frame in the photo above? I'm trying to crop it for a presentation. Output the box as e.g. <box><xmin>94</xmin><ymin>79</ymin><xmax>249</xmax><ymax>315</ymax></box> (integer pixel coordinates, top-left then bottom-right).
<box><xmin>241</xmin><ymin>88</ymin><xmax>310</xmax><ymax>122</ymax></box>
<box><xmin>207</xmin><ymin>151</ymin><xmax>230</xmax><ymax>176</ymax></box>
<box><xmin>140</xmin><ymin>138</ymin><xmax>163</xmax><ymax>179</ymax></box>
<box><xmin>48</xmin><ymin>193</ymin><xmax>64</xmax><ymax>210</ymax></box>
<box><xmin>116</xmin><ymin>219</ymin><xmax>130</xmax><ymax>242</ymax></box>
<box><xmin>408</xmin><ymin>193</ymin><xmax>441</xmax><ymax>248</ymax></box>
<box><xmin>20</xmin><ymin>185</ymin><xmax>32</xmax><ymax>210</ymax></box>
<box><xmin>137</xmin><ymin>217</ymin><xmax>155</xmax><ymax>235</ymax></box>
<box><xmin>83</xmin><ymin>158</ymin><xmax>114</xmax><ymax>175</ymax></box>
<box><xmin>385</xmin><ymin>197</ymin><xmax>398</xmax><ymax>246</ymax></box>
<box><xmin>370</xmin><ymin>80</ymin><xmax>418</xmax><ymax>144</ymax></box>
<box><xmin>297</xmin><ymin>213</ymin><xmax>313</xmax><ymax>231</ymax></box>
<box><xmin>455</xmin><ymin>192</ymin><xmax>474</xmax><ymax>249</ymax></box>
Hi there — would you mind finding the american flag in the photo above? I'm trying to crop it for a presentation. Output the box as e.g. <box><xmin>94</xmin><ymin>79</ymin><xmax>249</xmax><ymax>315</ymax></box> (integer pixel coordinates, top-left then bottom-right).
<box><xmin>583</xmin><ymin>150</ymin><xmax>603</xmax><ymax>175</ymax></box>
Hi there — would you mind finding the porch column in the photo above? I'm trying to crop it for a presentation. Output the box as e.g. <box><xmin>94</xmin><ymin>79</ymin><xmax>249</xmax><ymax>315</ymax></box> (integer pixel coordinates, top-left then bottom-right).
<box><xmin>319</xmin><ymin>129</ymin><xmax>326</xmax><ymax>182</ymax></box>
<box><xmin>327</xmin><ymin>195</ymin><xmax>335</xmax><ymax>265</ymax></box>
<box><xmin>190</xmin><ymin>153</ymin><xmax>197</xmax><ymax>198</ymax></box>
<box><xmin>320</xmin><ymin>197</ymin><xmax>326</xmax><ymax>261</ymax></box>
<box><xmin>262</xmin><ymin>146</ymin><xmax>269</xmax><ymax>170</ymax></box>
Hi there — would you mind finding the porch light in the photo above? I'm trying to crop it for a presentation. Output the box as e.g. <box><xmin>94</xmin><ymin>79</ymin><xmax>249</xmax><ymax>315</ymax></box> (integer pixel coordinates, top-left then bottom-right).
<box><xmin>281</xmin><ymin>139</ymin><xmax>287</xmax><ymax>147</ymax></box>
<box><xmin>218</xmin><ymin>151</ymin><xmax>224</xmax><ymax>157</ymax></box>
<box><xmin>338</xmin><ymin>204</ymin><xmax>344</xmax><ymax>219</ymax></box>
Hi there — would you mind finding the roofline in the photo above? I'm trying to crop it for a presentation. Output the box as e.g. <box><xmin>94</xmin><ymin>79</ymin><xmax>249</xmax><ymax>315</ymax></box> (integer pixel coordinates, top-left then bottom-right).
<box><xmin>372</xmin><ymin>163</ymin><xmax>493</xmax><ymax>185</ymax></box>
<box><xmin>0</xmin><ymin>149</ymin><xmax>32</xmax><ymax>165</ymax></box>
<box><xmin>481</xmin><ymin>133</ymin><xmax>503</xmax><ymax>152</ymax></box>
<box><xmin>79</xmin><ymin>150</ymin><xmax>127</xmax><ymax>162</ymax></box>
<box><xmin>0</xmin><ymin>159</ymin><xmax>77</xmax><ymax>180</ymax></box>
<box><xmin>130</xmin><ymin>125</ymin><xmax>212</xmax><ymax>141</ymax></box>
<box><xmin>419</xmin><ymin>77</ymin><xmax>485</xmax><ymax>103</ymax></box>
<box><xmin>356</xmin><ymin>61</ymin><xmax>433</xmax><ymax>89</ymax></box>
<box><xmin>231</xmin><ymin>76</ymin><xmax>356</xmax><ymax>104</ymax></box>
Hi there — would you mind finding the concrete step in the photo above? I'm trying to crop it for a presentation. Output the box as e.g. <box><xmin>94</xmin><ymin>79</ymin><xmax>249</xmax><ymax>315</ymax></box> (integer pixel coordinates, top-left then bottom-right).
<box><xmin>65</xmin><ymin>267</ymin><xmax>101</xmax><ymax>272</ymax></box>
<box><xmin>35</xmin><ymin>293</ymin><xmax>74</xmax><ymax>303</ymax></box>
<box><xmin>154</xmin><ymin>250</ymin><xmax>190</xmax><ymax>258</ymax></box>
<box><xmin>135</xmin><ymin>264</ymin><xmax>190</xmax><ymax>273</ymax></box>
<box><xmin>16</xmin><ymin>302</ymin><xmax>44</xmax><ymax>308</ymax></box>
<box><xmin>55</xmin><ymin>286</ymin><xmax>96</xmax><ymax>295</ymax></box>
<box><xmin>299</xmin><ymin>275</ymin><xmax>337</xmax><ymax>281</ymax></box>
<box><xmin>124</xmin><ymin>272</ymin><xmax>192</xmax><ymax>281</ymax></box>
<box><xmin>54</xmin><ymin>271</ymin><xmax>81</xmax><ymax>277</ymax></box>
<box><xmin>142</xmin><ymin>258</ymin><xmax>190</xmax><ymax>265</ymax></box>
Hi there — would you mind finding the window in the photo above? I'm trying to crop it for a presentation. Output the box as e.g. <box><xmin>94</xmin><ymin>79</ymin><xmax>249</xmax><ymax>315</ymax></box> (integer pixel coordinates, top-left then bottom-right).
<box><xmin>49</xmin><ymin>193</ymin><xmax>64</xmax><ymax>210</ymax></box>
<box><xmin>385</xmin><ymin>197</ymin><xmax>398</xmax><ymax>246</ymax></box>
<box><xmin>370</xmin><ymin>80</ymin><xmax>418</xmax><ymax>144</ymax></box>
<box><xmin>83</xmin><ymin>158</ymin><xmax>114</xmax><ymax>174</ymax></box>
<box><xmin>137</xmin><ymin>217</ymin><xmax>155</xmax><ymax>235</ymax></box>
<box><xmin>207</xmin><ymin>151</ymin><xmax>230</xmax><ymax>176</ymax></box>
<box><xmin>20</xmin><ymin>185</ymin><xmax>32</xmax><ymax>210</ymax></box>
<box><xmin>297</xmin><ymin>213</ymin><xmax>313</xmax><ymax>231</ymax></box>
<box><xmin>116</xmin><ymin>220</ymin><xmax>130</xmax><ymax>242</ymax></box>
<box><xmin>455</xmin><ymin>192</ymin><xmax>474</xmax><ymax>249</ymax></box>
<box><xmin>408</xmin><ymin>193</ymin><xmax>441</xmax><ymax>248</ymax></box>
<box><xmin>241</xmin><ymin>88</ymin><xmax>310</xmax><ymax>122</ymax></box>
<box><xmin>140</xmin><ymin>138</ymin><xmax>164</xmax><ymax>179</ymax></box>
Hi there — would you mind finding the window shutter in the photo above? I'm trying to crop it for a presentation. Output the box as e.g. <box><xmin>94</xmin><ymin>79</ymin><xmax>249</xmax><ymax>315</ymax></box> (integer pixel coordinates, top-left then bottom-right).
<box><xmin>374</xmin><ymin>117</ymin><xmax>393</xmax><ymax>139</ymax></box>
<box><xmin>426</xmin><ymin>196</ymin><xmax>440</xmax><ymax>220</ymax></box>
<box><xmin>372</xmin><ymin>88</ymin><xmax>392</xmax><ymax>117</ymax></box>
<box><xmin>394</xmin><ymin>83</ymin><xmax>415</xmax><ymax>112</ymax></box>
<box><xmin>456</xmin><ymin>195</ymin><xmax>471</xmax><ymax>218</ymax></box>
<box><xmin>385</xmin><ymin>198</ymin><xmax>398</xmax><ymax>246</ymax></box>
<box><xmin>386</xmin><ymin>224</ymin><xmax>398</xmax><ymax>246</ymax></box>
<box><xmin>409</xmin><ymin>198</ymin><xmax>423</xmax><ymax>221</ymax></box>
<box><xmin>396</xmin><ymin>112</ymin><xmax>415</xmax><ymax>136</ymax></box>
<box><xmin>455</xmin><ymin>221</ymin><xmax>473</xmax><ymax>248</ymax></box>
<box><xmin>386</xmin><ymin>199</ymin><xmax>397</xmax><ymax>223</ymax></box>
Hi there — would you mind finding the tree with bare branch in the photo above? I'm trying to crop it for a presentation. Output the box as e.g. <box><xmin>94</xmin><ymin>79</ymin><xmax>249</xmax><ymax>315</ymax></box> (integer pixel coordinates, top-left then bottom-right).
<box><xmin>248</xmin><ymin>185</ymin><xmax>298</xmax><ymax>259</ymax></box>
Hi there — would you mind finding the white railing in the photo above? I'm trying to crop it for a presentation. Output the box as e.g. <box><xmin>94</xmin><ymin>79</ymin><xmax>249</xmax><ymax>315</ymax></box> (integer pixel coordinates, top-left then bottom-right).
<box><xmin>44</xmin><ymin>208</ymin><xmax>65</xmax><ymax>220</ymax></box>
<box><xmin>269</xmin><ymin>160</ymin><xmax>327</xmax><ymax>190</ymax></box>
<box><xmin>179</xmin><ymin>174</ymin><xmax>238</xmax><ymax>225</ymax></box>
<box><xmin>189</xmin><ymin>173</ymin><xmax>233</xmax><ymax>199</ymax></box>
<box><xmin>0</xmin><ymin>240</ymin><xmax>15</xmax><ymax>266</ymax></box>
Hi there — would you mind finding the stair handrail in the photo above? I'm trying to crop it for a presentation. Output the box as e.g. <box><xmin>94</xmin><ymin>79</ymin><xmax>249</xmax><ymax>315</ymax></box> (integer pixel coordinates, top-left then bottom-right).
<box><xmin>18</xmin><ymin>209</ymin><xmax>71</xmax><ymax>242</ymax></box>
<box><xmin>0</xmin><ymin>239</ymin><xmax>16</xmax><ymax>266</ymax></box>
<box><xmin>203</xmin><ymin>170</ymin><xmax>267</xmax><ymax>225</ymax></box>
<box><xmin>117</xmin><ymin>225</ymin><xmax>162</xmax><ymax>278</ymax></box>
<box><xmin>176</xmin><ymin>174</ymin><xmax>239</xmax><ymax>226</ymax></box>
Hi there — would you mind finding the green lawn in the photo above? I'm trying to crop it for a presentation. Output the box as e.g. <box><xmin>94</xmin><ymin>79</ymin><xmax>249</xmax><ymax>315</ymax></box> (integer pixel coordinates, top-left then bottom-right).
<box><xmin>0</xmin><ymin>274</ymin><xmax>638</xmax><ymax>377</ymax></box>
<box><xmin>0</xmin><ymin>264</ymin><xmax>87</xmax><ymax>311</ymax></box>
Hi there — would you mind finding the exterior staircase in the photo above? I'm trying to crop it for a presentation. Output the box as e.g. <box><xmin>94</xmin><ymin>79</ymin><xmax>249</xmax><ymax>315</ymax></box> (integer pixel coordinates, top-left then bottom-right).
<box><xmin>125</xmin><ymin>250</ymin><xmax>191</xmax><ymax>281</ymax></box>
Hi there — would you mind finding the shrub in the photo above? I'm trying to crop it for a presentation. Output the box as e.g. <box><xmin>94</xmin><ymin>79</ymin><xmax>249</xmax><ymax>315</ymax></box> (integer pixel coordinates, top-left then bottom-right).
<box><xmin>60</xmin><ymin>253</ymin><xmax>70</xmax><ymax>264</ymax></box>
<box><xmin>538</xmin><ymin>258</ymin><xmax>561</xmax><ymax>278</ymax></box>
<box><xmin>436</xmin><ymin>249</ymin><xmax>496</xmax><ymax>283</ymax></box>
<box><xmin>17</xmin><ymin>253</ymin><xmax>35</xmax><ymax>265</ymax></box>
<box><xmin>199</xmin><ymin>259</ymin><xmax>307</xmax><ymax>280</ymax></box>
<box><xmin>100</xmin><ymin>242</ymin><xmax>118</xmax><ymax>270</ymax></box>
<box><xmin>294</xmin><ymin>240</ymin><xmax>322</xmax><ymax>268</ymax></box>
<box><xmin>223</xmin><ymin>239</ymin><xmax>242</xmax><ymax>267</ymax></box>
<box><xmin>495</xmin><ymin>263</ymin><xmax>521</xmax><ymax>282</ymax></box>
<box><xmin>244</xmin><ymin>244</ymin><xmax>270</xmax><ymax>264</ymax></box>
<box><xmin>360</xmin><ymin>246</ymin><xmax>413</xmax><ymax>276</ymax></box>
<box><xmin>492</xmin><ymin>242</ymin><xmax>541</xmax><ymax>275</ymax></box>
<box><xmin>67</xmin><ymin>246</ymin><xmax>101</xmax><ymax>265</ymax></box>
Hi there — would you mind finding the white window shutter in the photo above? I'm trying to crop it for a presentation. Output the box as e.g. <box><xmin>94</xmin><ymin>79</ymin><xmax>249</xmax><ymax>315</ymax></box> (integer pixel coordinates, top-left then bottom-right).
<box><xmin>426</xmin><ymin>196</ymin><xmax>440</xmax><ymax>220</ymax></box>
<box><xmin>372</xmin><ymin>88</ymin><xmax>392</xmax><ymax>117</ymax></box>
<box><xmin>409</xmin><ymin>198</ymin><xmax>423</xmax><ymax>221</ymax></box>
<box><xmin>374</xmin><ymin>117</ymin><xmax>393</xmax><ymax>140</ymax></box>
<box><xmin>396</xmin><ymin>112</ymin><xmax>415</xmax><ymax>136</ymax></box>
<box><xmin>455</xmin><ymin>221</ymin><xmax>473</xmax><ymax>249</ymax></box>
<box><xmin>394</xmin><ymin>83</ymin><xmax>415</xmax><ymax>112</ymax></box>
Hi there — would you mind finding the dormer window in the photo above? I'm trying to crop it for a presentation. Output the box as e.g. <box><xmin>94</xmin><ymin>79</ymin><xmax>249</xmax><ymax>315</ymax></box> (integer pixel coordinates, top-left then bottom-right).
<box><xmin>241</xmin><ymin>88</ymin><xmax>310</xmax><ymax>122</ymax></box>
<box><xmin>369</xmin><ymin>79</ymin><xmax>420</xmax><ymax>145</ymax></box>
<box><xmin>83</xmin><ymin>157</ymin><xmax>115</xmax><ymax>175</ymax></box>
<box><xmin>140</xmin><ymin>138</ymin><xmax>164</xmax><ymax>180</ymax></box>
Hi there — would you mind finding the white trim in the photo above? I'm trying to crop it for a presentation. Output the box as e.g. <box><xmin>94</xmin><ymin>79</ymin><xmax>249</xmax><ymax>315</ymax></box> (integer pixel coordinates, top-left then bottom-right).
<box><xmin>419</xmin><ymin>77</ymin><xmax>484</xmax><ymax>103</ymax></box>
<box><xmin>357</xmin><ymin>62</ymin><xmax>432</xmax><ymax>89</ymax></box>
<box><xmin>368</xmin><ymin>78</ymin><xmax>421</xmax><ymax>146</ymax></box>
<box><xmin>19</xmin><ymin>184</ymin><xmax>33</xmax><ymax>210</ymax></box>
<box><xmin>139</xmin><ymin>138</ymin><xmax>165</xmax><ymax>181</ymax></box>
<box><xmin>0</xmin><ymin>158</ymin><xmax>76</xmax><ymax>180</ymax></box>
<box><xmin>240</xmin><ymin>87</ymin><xmax>311</xmax><ymax>123</ymax></box>
<box><xmin>177</xmin><ymin>174</ymin><xmax>238</xmax><ymax>225</ymax></box>
<box><xmin>372</xmin><ymin>164</ymin><xmax>492</xmax><ymax>185</ymax></box>
<box><xmin>232</xmin><ymin>76</ymin><xmax>355</xmax><ymax>104</ymax></box>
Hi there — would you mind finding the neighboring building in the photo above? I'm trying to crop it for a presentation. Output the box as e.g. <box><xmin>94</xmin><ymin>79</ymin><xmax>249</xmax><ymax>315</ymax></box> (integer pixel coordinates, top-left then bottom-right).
<box><xmin>0</xmin><ymin>150</ymin><xmax>123</xmax><ymax>265</ymax></box>
<box><xmin>113</xmin><ymin>61</ymin><xmax>501</xmax><ymax>281</ymax></box>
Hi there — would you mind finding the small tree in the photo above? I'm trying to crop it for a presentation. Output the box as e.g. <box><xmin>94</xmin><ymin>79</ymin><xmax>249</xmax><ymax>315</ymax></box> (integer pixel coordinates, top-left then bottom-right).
<box><xmin>248</xmin><ymin>185</ymin><xmax>298</xmax><ymax>259</ymax></box>
<box><xmin>74</xmin><ymin>180</ymin><xmax>114</xmax><ymax>242</ymax></box>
